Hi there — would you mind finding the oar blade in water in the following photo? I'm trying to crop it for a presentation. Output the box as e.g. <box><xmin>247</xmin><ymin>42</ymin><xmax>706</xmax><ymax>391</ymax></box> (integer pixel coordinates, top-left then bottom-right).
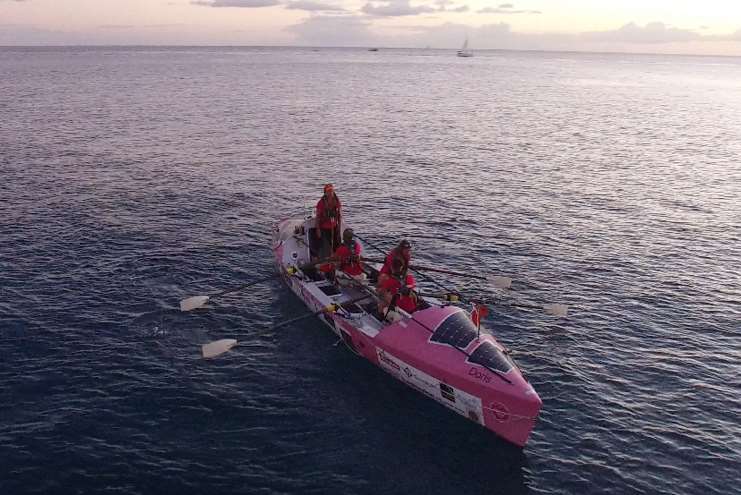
<box><xmin>202</xmin><ymin>339</ymin><xmax>238</xmax><ymax>358</ymax></box>
<box><xmin>543</xmin><ymin>303</ymin><xmax>569</xmax><ymax>317</ymax></box>
<box><xmin>180</xmin><ymin>295</ymin><xmax>210</xmax><ymax>312</ymax></box>
<box><xmin>488</xmin><ymin>275</ymin><xmax>512</xmax><ymax>289</ymax></box>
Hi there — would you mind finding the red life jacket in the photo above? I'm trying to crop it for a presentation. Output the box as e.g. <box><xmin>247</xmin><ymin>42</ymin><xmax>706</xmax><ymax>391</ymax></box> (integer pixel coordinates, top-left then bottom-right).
<box><xmin>379</xmin><ymin>274</ymin><xmax>417</xmax><ymax>314</ymax></box>
<box><xmin>335</xmin><ymin>241</ymin><xmax>363</xmax><ymax>276</ymax></box>
<box><xmin>316</xmin><ymin>194</ymin><xmax>341</xmax><ymax>230</ymax></box>
<box><xmin>379</xmin><ymin>248</ymin><xmax>411</xmax><ymax>275</ymax></box>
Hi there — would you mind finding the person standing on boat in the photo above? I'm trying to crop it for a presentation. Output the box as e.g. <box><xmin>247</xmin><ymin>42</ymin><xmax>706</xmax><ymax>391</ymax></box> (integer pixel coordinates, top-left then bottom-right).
<box><xmin>315</xmin><ymin>183</ymin><xmax>342</xmax><ymax>259</ymax></box>
<box><xmin>334</xmin><ymin>228</ymin><xmax>364</xmax><ymax>279</ymax></box>
<box><xmin>378</xmin><ymin>239</ymin><xmax>412</xmax><ymax>286</ymax></box>
<box><xmin>377</xmin><ymin>257</ymin><xmax>418</xmax><ymax>317</ymax></box>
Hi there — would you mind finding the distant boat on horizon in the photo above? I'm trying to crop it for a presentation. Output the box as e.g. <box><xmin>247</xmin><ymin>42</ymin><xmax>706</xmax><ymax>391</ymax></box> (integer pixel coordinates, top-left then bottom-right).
<box><xmin>457</xmin><ymin>37</ymin><xmax>473</xmax><ymax>57</ymax></box>
<box><xmin>368</xmin><ymin>47</ymin><xmax>379</xmax><ymax>52</ymax></box>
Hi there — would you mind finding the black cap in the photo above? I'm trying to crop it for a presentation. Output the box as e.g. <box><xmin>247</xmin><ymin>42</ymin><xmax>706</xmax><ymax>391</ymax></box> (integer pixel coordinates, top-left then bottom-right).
<box><xmin>399</xmin><ymin>239</ymin><xmax>412</xmax><ymax>249</ymax></box>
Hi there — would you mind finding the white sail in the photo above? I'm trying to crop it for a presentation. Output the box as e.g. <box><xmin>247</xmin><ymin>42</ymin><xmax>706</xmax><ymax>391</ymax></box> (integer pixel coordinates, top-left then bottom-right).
<box><xmin>457</xmin><ymin>36</ymin><xmax>473</xmax><ymax>57</ymax></box>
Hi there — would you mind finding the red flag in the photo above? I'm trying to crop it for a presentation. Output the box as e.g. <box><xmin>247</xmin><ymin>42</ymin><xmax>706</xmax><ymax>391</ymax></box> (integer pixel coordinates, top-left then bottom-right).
<box><xmin>471</xmin><ymin>304</ymin><xmax>489</xmax><ymax>327</ymax></box>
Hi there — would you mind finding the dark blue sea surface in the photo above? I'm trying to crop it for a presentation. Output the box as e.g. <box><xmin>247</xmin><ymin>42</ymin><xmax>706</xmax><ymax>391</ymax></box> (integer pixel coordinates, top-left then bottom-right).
<box><xmin>1</xmin><ymin>46</ymin><xmax>740</xmax><ymax>494</ymax></box>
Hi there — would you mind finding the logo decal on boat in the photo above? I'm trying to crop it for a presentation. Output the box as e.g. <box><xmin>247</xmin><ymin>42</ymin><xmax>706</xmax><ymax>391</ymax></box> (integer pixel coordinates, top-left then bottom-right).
<box><xmin>377</xmin><ymin>349</ymin><xmax>484</xmax><ymax>425</ymax></box>
<box><xmin>377</xmin><ymin>349</ymin><xmax>401</xmax><ymax>372</ymax></box>
<box><xmin>440</xmin><ymin>383</ymin><xmax>456</xmax><ymax>403</ymax></box>
<box><xmin>468</xmin><ymin>366</ymin><xmax>492</xmax><ymax>384</ymax></box>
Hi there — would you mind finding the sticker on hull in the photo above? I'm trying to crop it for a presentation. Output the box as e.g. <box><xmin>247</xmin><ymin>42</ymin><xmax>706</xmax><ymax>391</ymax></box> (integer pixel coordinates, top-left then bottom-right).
<box><xmin>376</xmin><ymin>349</ymin><xmax>484</xmax><ymax>425</ymax></box>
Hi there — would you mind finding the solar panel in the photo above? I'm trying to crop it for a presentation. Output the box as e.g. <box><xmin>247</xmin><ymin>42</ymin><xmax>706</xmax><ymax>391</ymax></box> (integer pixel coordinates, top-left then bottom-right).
<box><xmin>430</xmin><ymin>311</ymin><xmax>478</xmax><ymax>348</ymax></box>
<box><xmin>468</xmin><ymin>342</ymin><xmax>512</xmax><ymax>373</ymax></box>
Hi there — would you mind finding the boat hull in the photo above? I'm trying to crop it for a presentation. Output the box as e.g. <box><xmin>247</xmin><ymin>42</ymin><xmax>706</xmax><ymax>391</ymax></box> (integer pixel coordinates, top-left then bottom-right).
<box><xmin>272</xmin><ymin>216</ymin><xmax>541</xmax><ymax>447</ymax></box>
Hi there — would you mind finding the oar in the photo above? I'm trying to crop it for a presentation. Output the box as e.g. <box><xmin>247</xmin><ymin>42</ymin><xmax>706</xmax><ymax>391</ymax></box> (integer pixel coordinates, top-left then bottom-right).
<box><xmin>352</xmin><ymin>234</ymin><xmax>389</xmax><ymax>260</ymax></box>
<box><xmin>353</xmin><ymin>234</ymin><xmax>566</xmax><ymax>316</ymax></box>
<box><xmin>412</xmin><ymin>265</ymin><xmax>511</xmax><ymax>289</ymax></box>
<box><xmin>509</xmin><ymin>302</ymin><xmax>569</xmax><ymax>317</ymax></box>
<box><xmin>418</xmin><ymin>291</ymin><xmax>568</xmax><ymax>317</ymax></box>
<box><xmin>471</xmin><ymin>297</ymin><xmax>568</xmax><ymax>317</ymax></box>
<box><xmin>199</xmin><ymin>294</ymin><xmax>374</xmax><ymax>359</ymax></box>
<box><xmin>298</xmin><ymin>255</ymin><xmax>341</xmax><ymax>271</ymax></box>
<box><xmin>202</xmin><ymin>339</ymin><xmax>238</xmax><ymax>359</ymax></box>
<box><xmin>361</xmin><ymin>256</ymin><xmax>511</xmax><ymax>289</ymax></box>
<box><xmin>353</xmin><ymin>233</ymin><xmax>464</xmax><ymax>296</ymax></box>
<box><xmin>272</xmin><ymin>294</ymin><xmax>373</xmax><ymax>330</ymax></box>
<box><xmin>180</xmin><ymin>273</ymin><xmax>279</xmax><ymax>312</ymax></box>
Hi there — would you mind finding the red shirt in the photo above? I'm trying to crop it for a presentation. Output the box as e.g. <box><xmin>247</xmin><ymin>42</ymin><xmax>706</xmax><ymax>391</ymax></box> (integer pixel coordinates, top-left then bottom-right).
<box><xmin>380</xmin><ymin>248</ymin><xmax>411</xmax><ymax>275</ymax></box>
<box><xmin>334</xmin><ymin>241</ymin><xmax>363</xmax><ymax>276</ymax></box>
<box><xmin>316</xmin><ymin>194</ymin><xmax>341</xmax><ymax>230</ymax></box>
<box><xmin>379</xmin><ymin>274</ymin><xmax>417</xmax><ymax>313</ymax></box>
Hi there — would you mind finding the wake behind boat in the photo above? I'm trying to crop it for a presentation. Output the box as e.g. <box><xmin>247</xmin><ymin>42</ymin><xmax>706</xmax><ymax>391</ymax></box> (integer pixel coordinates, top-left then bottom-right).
<box><xmin>273</xmin><ymin>214</ymin><xmax>542</xmax><ymax>447</ymax></box>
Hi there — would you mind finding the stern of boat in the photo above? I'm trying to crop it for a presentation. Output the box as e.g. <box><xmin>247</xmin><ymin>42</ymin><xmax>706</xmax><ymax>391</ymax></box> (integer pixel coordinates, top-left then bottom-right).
<box><xmin>273</xmin><ymin>216</ymin><xmax>312</xmax><ymax>268</ymax></box>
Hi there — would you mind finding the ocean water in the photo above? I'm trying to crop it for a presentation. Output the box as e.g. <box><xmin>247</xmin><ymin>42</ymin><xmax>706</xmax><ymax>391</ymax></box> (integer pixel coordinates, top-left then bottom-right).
<box><xmin>1</xmin><ymin>46</ymin><xmax>740</xmax><ymax>494</ymax></box>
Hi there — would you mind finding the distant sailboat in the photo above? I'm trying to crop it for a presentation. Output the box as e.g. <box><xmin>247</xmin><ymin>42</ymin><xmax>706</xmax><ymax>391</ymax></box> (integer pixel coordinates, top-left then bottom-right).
<box><xmin>457</xmin><ymin>37</ymin><xmax>473</xmax><ymax>57</ymax></box>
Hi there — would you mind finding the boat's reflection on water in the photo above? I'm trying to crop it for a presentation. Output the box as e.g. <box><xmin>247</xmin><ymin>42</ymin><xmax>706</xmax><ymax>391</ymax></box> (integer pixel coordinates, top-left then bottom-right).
<box><xmin>265</xmin><ymin>288</ymin><xmax>530</xmax><ymax>494</ymax></box>
<box><xmin>333</xmin><ymin>353</ymin><xmax>529</xmax><ymax>494</ymax></box>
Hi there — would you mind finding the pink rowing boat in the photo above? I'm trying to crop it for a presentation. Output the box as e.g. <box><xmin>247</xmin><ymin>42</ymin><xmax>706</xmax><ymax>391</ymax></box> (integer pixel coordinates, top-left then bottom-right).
<box><xmin>273</xmin><ymin>215</ymin><xmax>542</xmax><ymax>447</ymax></box>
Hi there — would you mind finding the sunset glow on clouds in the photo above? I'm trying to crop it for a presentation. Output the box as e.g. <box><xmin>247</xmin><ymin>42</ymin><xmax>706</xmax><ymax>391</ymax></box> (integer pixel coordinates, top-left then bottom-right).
<box><xmin>1</xmin><ymin>0</ymin><xmax>740</xmax><ymax>55</ymax></box>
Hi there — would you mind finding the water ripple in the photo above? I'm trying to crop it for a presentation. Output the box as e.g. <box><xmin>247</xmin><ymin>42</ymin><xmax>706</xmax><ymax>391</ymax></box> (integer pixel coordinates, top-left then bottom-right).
<box><xmin>2</xmin><ymin>46</ymin><xmax>740</xmax><ymax>495</ymax></box>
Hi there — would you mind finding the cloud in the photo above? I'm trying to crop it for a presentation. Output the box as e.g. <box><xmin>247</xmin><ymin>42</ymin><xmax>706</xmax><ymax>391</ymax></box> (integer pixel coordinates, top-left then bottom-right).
<box><xmin>362</xmin><ymin>0</ymin><xmax>436</xmax><ymax>17</ymax></box>
<box><xmin>582</xmin><ymin>22</ymin><xmax>700</xmax><ymax>44</ymax></box>
<box><xmin>409</xmin><ymin>21</ymin><xmax>524</xmax><ymax>48</ymax></box>
<box><xmin>285</xmin><ymin>17</ymin><xmax>728</xmax><ymax>51</ymax></box>
<box><xmin>191</xmin><ymin>0</ymin><xmax>279</xmax><ymax>7</ymax></box>
<box><xmin>285</xmin><ymin>0</ymin><xmax>346</xmax><ymax>11</ymax></box>
<box><xmin>477</xmin><ymin>3</ymin><xmax>541</xmax><ymax>14</ymax></box>
<box><xmin>98</xmin><ymin>24</ymin><xmax>184</xmax><ymax>30</ymax></box>
<box><xmin>286</xmin><ymin>14</ymin><xmax>377</xmax><ymax>45</ymax></box>
<box><xmin>432</xmin><ymin>0</ymin><xmax>468</xmax><ymax>12</ymax></box>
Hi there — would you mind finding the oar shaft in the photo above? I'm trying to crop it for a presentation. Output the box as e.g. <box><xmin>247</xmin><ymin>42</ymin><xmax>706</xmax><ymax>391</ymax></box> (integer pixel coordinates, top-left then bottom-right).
<box><xmin>299</xmin><ymin>255</ymin><xmax>342</xmax><ymax>271</ymax></box>
<box><xmin>409</xmin><ymin>264</ymin><xmax>487</xmax><ymax>280</ymax></box>
<box><xmin>352</xmin><ymin>234</ymin><xmax>461</xmax><ymax>298</ymax></box>
<box><xmin>352</xmin><ymin>234</ymin><xmax>387</xmax><ymax>258</ymax></box>
<box><xmin>273</xmin><ymin>295</ymin><xmax>373</xmax><ymax>330</ymax></box>
<box><xmin>509</xmin><ymin>302</ymin><xmax>540</xmax><ymax>310</ymax></box>
<box><xmin>213</xmin><ymin>273</ymin><xmax>278</xmax><ymax>298</ymax></box>
<box><xmin>360</xmin><ymin>257</ymin><xmax>487</xmax><ymax>281</ymax></box>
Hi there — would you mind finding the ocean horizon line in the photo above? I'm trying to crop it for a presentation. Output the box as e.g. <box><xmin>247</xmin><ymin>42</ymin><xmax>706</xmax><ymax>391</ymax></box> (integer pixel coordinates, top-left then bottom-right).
<box><xmin>1</xmin><ymin>44</ymin><xmax>740</xmax><ymax>59</ymax></box>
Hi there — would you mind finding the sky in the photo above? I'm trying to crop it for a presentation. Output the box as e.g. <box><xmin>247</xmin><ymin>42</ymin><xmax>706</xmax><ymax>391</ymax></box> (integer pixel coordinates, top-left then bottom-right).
<box><xmin>1</xmin><ymin>0</ymin><xmax>741</xmax><ymax>55</ymax></box>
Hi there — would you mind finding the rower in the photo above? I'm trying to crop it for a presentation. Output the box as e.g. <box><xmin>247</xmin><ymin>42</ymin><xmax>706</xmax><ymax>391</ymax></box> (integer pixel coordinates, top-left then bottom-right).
<box><xmin>315</xmin><ymin>183</ymin><xmax>342</xmax><ymax>259</ymax></box>
<box><xmin>377</xmin><ymin>239</ymin><xmax>412</xmax><ymax>287</ymax></box>
<box><xmin>377</xmin><ymin>257</ymin><xmax>418</xmax><ymax>319</ymax></box>
<box><xmin>334</xmin><ymin>228</ymin><xmax>365</xmax><ymax>282</ymax></box>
